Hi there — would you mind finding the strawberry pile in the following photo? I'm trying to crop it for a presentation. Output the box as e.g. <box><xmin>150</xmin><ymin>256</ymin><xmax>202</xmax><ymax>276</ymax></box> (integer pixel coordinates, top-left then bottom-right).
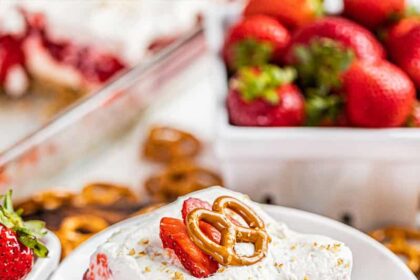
<box><xmin>224</xmin><ymin>0</ymin><xmax>420</xmax><ymax>128</ymax></box>
<box><xmin>0</xmin><ymin>190</ymin><xmax>48</xmax><ymax>280</ymax></box>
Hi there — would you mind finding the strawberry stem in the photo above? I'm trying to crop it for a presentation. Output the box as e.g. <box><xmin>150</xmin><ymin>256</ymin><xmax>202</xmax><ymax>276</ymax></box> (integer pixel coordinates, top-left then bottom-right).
<box><xmin>294</xmin><ymin>38</ymin><xmax>354</xmax><ymax>96</ymax></box>
<box><xmin>293</xmin><ymin>38</ymin><xmax>353</xmax><ymax>125</ymax></box>
<box><xmin>232</xmin><ymin>65</ymin><xmax>296</xmax><ymax>104</ymax></box>
<box><xmin>232</xmin><ymin>38</ymin><xmax>273</xmax><ymax>70</ymax></box>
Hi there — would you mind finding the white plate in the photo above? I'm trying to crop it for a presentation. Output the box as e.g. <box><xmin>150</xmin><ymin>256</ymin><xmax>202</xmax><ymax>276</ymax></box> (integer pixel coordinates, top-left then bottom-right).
<box><xmin>27</xmin><ymin>230</ymin><xmax>61</xmax><ymax>280</ymax></box>
<box><xmin>52</xmin><ymin>205</ymin><xmax>415</xmax><ymax>280</ymax></box>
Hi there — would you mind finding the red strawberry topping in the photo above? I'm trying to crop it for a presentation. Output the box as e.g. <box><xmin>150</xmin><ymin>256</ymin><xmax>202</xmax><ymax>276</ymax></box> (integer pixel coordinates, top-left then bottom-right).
<box><xmin>160</xmin><ymin>217</ymin><xmax>219</xmax><ymax>278</ymax></box>
<box><xmin>182</xmin><ymin>198</ymin><xmax>221</xmax><ymax>244</ymax></box>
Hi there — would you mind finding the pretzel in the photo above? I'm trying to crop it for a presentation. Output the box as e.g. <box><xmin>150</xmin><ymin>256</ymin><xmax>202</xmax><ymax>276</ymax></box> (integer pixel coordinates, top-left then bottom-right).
<box><xmin>143</xmin><ymin>126</ymin><xmax>201</xmax><ymax>163</ymax></box>
<box><xmin>370</xmin><ymin>227</ymin><xmax>420</xmax><ymax>275</ymax></box>
<box><xmin>18</xmin><ymin>190</ymin><xmax>75</xmax><ymax>215</ymax></box>
<box><xmin>186</xmin><ymin>196</ymin><xmax>270</xmax><ymax>266</ymax></box>
<box><xmin>57</xmin><ymin>215</ymin><xmax>109</xmax><ymax>258</ymax></box>
<box><xmin>145</xmin><ymin>161</ymin><xmax>223</xmax><ymax>202</ymax></box>
<box><xmin>75</xmin><ymin>183</ymin><xmax>138</xmax><ymax>206</ymax></box>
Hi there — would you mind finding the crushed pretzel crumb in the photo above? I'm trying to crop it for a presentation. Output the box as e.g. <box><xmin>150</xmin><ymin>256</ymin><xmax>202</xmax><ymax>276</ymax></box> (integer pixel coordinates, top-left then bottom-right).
<box><xmin>173</xmin><ymin>271</ymin><xmax>185</xmax><ymax>280</ymax></box>
<box><xmin>138</xmin><ymin>251</ymin><xmax>146</xmax><ymax>257</ymax></box>
<box><xmin>337</xmin><ymin>258</ymin><xmax>344</xmax><ymax>266</ymax></box>
<box><xmin>128</xmin><ymin>248</ymin><xmax>136</xmax><ymax>256</ymax></box>
<box><xmin>144</xmin><ymin>266</ymin><xmax>151</xmax><ymax>273</ymax></box>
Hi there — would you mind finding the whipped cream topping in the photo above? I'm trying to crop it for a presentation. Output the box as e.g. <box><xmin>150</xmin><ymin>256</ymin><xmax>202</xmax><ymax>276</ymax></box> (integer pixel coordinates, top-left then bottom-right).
<box><xmin>87</xmin><ymin>187</ymin><xmax>352</xmax><ymax>279</ymax></box>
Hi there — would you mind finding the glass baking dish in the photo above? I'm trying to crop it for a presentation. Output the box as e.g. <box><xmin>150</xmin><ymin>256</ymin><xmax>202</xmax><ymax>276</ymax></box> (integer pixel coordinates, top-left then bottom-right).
<box><xmin>0</xmin><ymin>27</ymin><xmax>206</xmax><ymax>200</ymax></box>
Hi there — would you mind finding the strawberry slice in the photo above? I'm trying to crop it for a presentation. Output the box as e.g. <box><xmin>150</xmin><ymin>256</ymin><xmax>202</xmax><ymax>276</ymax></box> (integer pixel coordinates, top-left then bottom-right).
<box><xmin>181</xmin><ymin>198</ymin><xmax>221</xmax><ymax>244</ymax></box>
<box><xmin>181</xmin><ymin>198</ymin><xmax>212</xmax><ymax>221</ymax></box>
<box><xmin>160</xmin><ymin>217</ymin><xmax>219</xmax><ymax>278</ymax></box>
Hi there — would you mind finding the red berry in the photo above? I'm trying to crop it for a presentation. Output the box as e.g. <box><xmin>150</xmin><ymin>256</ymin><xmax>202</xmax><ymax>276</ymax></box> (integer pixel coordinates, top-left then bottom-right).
<box><xmin>0</xmin><ymin>35</ymin><xmax>26</xmax><ymax>83</ymax></box>
<box><xmin>387</xmin><ymin>19</ymin><xmax>420</xmax><ymax>89</ymax></box>
<box><xmin>343</xmin><ymin>0</ymin><xmax>405</xmax><ymax>29</ymax></box>
<box><xmin>0</xmin><ymin>225</ymin><xmax>34</xmax><ymax>280</ymax></box>
<box><xmin>160</xmin><ymin>217</ymin><xmax>219</xmax><ymax>278</ymax></box>
<box><xmin>243</xmin><ymin>0</ymin><xmax>322</xmax><ymax>29</ymax></box>
<box><xmin>83</xmin><ymin>253</ymin><xmax>112</xmax><ymax>280</ymax></box>
<box><xmin>343</xmin><ymin>61</ymin><xmax>415</xmax><ymax>128</ymax></box>
<box><xmin>181</xmin><ymin>198</ymin><xmax>212</xmax><ymax>222</ymax></box>
<box><xmin>181</xmin><ymin>198</ymin><xmax>221</xmax><ymax>244</ymax></box>
<box><xmin>0</xmin><ymin>190</ymin><xmax>48</xmax><ymax>280</ymax></box>
<box><xmin>227</xmin><ymin>65</ymin><xmax>305</xmax><ymax>126</ymax></box>
<box><xmin>223</xmin><ymin>15</ymin><xmax>290</xmax><ymax>71</ymax></box>
<box><xmin>285</xmin><ymin>17</ymin><xmax>385</xmax><ymax>64</ymax></box>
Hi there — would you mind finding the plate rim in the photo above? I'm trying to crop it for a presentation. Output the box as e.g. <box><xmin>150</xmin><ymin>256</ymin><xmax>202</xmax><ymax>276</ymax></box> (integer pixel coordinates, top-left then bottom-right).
<box><xmin>27</xmin><ymin>230</ymin><xmax>61</xmax><ymax>280</ymax></box>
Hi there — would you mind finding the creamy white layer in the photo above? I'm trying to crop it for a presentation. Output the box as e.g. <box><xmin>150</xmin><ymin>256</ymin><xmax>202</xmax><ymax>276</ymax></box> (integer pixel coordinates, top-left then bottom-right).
<box><xmin>88</xmin><ymin>187</ymin><xmax>352</xmax><ymax>280</ymax></box>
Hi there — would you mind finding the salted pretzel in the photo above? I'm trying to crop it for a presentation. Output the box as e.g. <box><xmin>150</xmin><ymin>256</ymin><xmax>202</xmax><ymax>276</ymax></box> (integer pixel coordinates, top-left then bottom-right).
<box><xmin>370</xmin><ymin>227</ymin><xmax>420</xmax><ymax>275</ymax></box>
<box><xmin>57</xmin><ymin>215</ymin><xmax>109</xmax><ymax>258</ymax></box>
<box><xmin>143</xmin><ymin>126</ymin><xmax>201</xmax><ymax>163</ymax></box>
<box><xmin>75</xmin><ymin>183</ymin><xmax>138</xmax><ymax>206</ymax></box>
<box><xmin>186</xmin><ymin>196</ymin><xmax>270</xmax><ymax>266</ymax></box>
<box><xmin>145</xmin><ymin>161</ymin><xmax>223</xmax><ymax>202</ymax></box>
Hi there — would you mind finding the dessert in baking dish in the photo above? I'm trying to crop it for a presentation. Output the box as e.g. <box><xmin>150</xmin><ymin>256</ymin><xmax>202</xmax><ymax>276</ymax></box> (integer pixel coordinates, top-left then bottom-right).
<box><xmin>84</xmin><ymin>187</ymin><xmax>352</xmax><ymax>279</ymax></box>
<box><xmin>0</xmin><ymin>0</ymin><xmax>206</xmax><ymax>97</ymax></box>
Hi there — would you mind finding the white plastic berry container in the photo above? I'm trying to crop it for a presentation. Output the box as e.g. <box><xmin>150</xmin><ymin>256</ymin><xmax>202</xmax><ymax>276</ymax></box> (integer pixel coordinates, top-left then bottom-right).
<box><xmin>206</xmin><ymin>1</ymin><xmax>420</xmax><ymax>230</ymax></box>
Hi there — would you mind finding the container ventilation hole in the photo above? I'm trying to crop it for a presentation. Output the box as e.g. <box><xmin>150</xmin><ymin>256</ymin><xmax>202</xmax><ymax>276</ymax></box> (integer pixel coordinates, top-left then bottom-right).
<box><xmin>341</xmin><ymin>213</ymin><xmax>353</xmax><ymax>226</ymax></box>
<box><xmin>263</xmin><ymin>195</ymin><xmax>274</xmax><ymax>205</ymax></box>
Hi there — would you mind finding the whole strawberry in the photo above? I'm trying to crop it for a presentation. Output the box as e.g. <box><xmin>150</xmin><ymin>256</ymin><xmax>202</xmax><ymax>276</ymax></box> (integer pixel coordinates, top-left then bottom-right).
<box><xmin>343</xmin><ymin>0</ymin><xmax>406</xmax><ymax>29</ymax></box>
<box><xmin>223</xmin><ymin>15</ymin><xmax>290</xmax><ymax>72</ymax></box>
<box><xmin>343</xmin><ymin>61</ymin><xmax>415</xmax><ymax>128</ymax></box>
<box><xmin>386</xmin><ymin>18</ymin><xmax>420</xmax><ymax>89</ymax></box>
<box><xmin>227</xmin><ymin>65</ymin><xmax>305</xmax><ymax>126</ymax></box>
<box><xmin>285</xmin><ymin>17</ymin><xmax>385</xmax><ymax>64</ymax></box>
<box><xmin>0</xmin><ymin>190</ymin><xmax>48</xmax><ymax>280</ymax></box>
<box><xmin>243</xmin><ymin>0</ymin><xmax>323</xmax><ymax>29</ymax></box>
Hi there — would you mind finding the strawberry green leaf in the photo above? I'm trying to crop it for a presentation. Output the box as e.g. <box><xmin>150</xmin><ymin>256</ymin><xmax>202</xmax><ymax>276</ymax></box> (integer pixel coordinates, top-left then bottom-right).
<box><xmin>232</xmin><ymin>39</ymin><xmax>273</xmax><ymax>70</ymax></box>
<box><xmin>18</xmin><ymin>233</ymin><xmax>48</xmax><ymax>258</ymax></box>
<box><xmin>232</xmin><ymin>65</ymin><xmax>296</xmax><ymax>104</ymax></box>
<box><xmin>294</xmin><ymin>38</ymin><xmax>354</xmax><ymax>96</ymax></box>
<box><xmin>305</xmin><ymin>94</ymin><xmax>344</xmax><ymax>126</ymax></box>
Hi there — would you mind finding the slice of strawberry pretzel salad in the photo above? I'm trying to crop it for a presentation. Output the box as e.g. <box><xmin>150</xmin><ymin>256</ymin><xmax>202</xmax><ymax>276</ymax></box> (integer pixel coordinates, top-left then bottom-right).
<box><xmin>84</xmin><ymin>187</ymin><xmax>352</xmax><ymax>279</ymax></box>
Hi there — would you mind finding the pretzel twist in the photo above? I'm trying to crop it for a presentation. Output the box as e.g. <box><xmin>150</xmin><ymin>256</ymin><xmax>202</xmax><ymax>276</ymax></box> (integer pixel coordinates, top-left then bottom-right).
<box><xmin>57</xmin><ymin>215</ymin><xmax>109</xmax><ymax>258</ymax></box>
<box><xmin>370</xmin><ymin>227</ymin><xmax>420</xmax><ymax>274</ymax></box>
<box><xmin>143</xmin><ymin>126</ymin><xmax>201</xmax><ymax>163</ymax></box>
<box><xmin>145</xmin><ymin>161</ymin><xmax>223</xmax><ymax>202</ymax></box>
<box><xmin>186</xmin><ymin>196</ymin><xmax>270</xmax><ymax>266</ymax></box>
